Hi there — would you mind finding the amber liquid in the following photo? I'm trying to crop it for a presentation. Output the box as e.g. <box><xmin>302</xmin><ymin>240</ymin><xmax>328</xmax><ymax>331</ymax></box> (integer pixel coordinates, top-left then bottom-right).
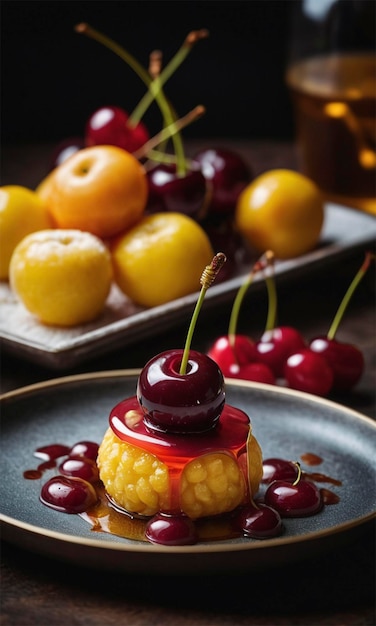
<box><xmin>286</xmin><ymin>53</ymin><xmax>376</xmax><ymax>214</ymax></box>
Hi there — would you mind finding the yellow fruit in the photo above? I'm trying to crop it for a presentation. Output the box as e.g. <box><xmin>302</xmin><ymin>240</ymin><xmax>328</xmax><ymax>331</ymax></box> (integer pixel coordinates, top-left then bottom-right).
<box><xmin>0</xmin><ymin>185</ymin><xmax>53</xmax><ymax>280</ymax></box>
<box><xmin>235</xmin><ymin>169</ymin><xmax>324</xmax><ymax>259</ymax></box>
<box><xmin>111</xmin><ymin>212</ymin><xmax>214</xmax><ymax>307</ymax></box>
<box><xmin>9</xmin><ymin>229</ymin><xmax>113</xmax><ymax>326</ymax></box>
<box><xmin>38</xmin><ymin>145</ymin><xmax>148</xmax><ymax>239</ymax></box>
<box><xmin>97</xmin><ymin>427</ymin><xmax>263</xmax><ymax>519</ymax></box>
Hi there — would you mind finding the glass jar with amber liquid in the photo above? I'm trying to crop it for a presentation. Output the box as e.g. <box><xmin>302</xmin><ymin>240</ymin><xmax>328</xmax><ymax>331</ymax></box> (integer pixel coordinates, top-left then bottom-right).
<box><xmin>286</xmin><ymin>0</ymin><xmax>375</xmax><ymax>214</ymax></box>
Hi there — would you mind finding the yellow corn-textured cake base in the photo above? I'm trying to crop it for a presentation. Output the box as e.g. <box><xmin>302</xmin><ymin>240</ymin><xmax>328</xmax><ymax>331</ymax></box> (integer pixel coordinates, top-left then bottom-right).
<box><xmin>97</xmin><ymin>427</ymin><xmax>263</xmax><ymax>519</ymax></box>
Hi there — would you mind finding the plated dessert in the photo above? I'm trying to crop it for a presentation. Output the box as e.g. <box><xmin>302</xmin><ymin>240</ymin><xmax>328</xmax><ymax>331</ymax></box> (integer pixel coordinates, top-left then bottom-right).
<box><xmin>23</xmin><ymin>255</ymin><xmax>340</xmax><ymax>546</ymax></box>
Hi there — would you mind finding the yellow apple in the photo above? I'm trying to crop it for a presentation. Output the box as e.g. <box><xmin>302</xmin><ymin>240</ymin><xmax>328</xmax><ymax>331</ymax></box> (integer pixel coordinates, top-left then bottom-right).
<box><xmin>235</xmin><ymin>169</ymin><xmax>324</xmax><ymax>259</ymax></box>
<box><xmin>111</xmin><ymin>212</ymin><xmax>214</xmax><ymax>307</ymax></box>
<box><xmin>0</xmin><ymin>185</ymin><xmax>53</xmax><ymax>280</ymax></box>
<box><xmin>39</xmin><ymin>145</ymin><xmax>148</xmax><ymax>239</ymax></box>
<box><xmin>10</xmin><ymin>229</ymin><xmax>113</xmax><ymax>326</ymax></box>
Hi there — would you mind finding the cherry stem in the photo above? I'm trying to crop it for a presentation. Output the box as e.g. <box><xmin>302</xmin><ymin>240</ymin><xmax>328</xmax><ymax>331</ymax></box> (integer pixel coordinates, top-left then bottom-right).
<box><xmin>292</xmin><ymin>462</ymin><xmax>302</xmax><ymax>486</ymax></box>
<box><xmin>75</xmin><ymin>23</ymin><xmax>193</xmax><ymax>175</ymax></box>
<box><xmin>228</xmin><ymin>251</ymin><xmax>273</xmax><ymax>347</ymax></box>
<box><xmin>179</xmin><ymin>253</ymin><xmax>226</xmax><ymax>375</ymax></box>
<box><xmin>133</xmin><ymin>106</ymin><xmax>205</xmax><ymax>160</ymax></box>
<box><xmin>264</xmin><ymin>252</ymin><xmax>277</xmax><ymax>332</ymax></box>
<box><xmin>131</xmin><ymin>29</ymin><xmax>209</xmax><ymax>126</ymax></box>
<box><xmin>327</xmin><ymin>251</ymin><xmax>375</xmax><ymax>340</ymax></box>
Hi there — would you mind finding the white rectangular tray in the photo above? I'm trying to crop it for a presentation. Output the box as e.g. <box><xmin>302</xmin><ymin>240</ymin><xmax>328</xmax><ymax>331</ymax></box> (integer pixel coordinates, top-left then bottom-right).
<box><xmin>1</xmin><ymin>203</ymin><xmax>375</xmax><ymax>369</ymax></box>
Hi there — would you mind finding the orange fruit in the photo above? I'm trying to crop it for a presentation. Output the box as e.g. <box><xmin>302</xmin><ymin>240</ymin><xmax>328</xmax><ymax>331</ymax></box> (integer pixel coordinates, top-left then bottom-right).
<box><xmin>9</xmin><ymin>229</ymin><xmax>113</xmax><ymax>326</ymax></box>
<box><xmin>111</xmin><ymin>212</ymin><xmax>214</xmax><ymax>307</ymax></box>
<box><xmin>235</xmin><ymin>169</ymin><xmax>324</xmax><ymax>259</ymax></box>
<box><xmin>0</xmin><ymin>185</ymin><xmax>53</xmax><ymax>280</ymax></box>
<box><xmin>38</xmin><ymin>145</ymin><xmax>148</xmax><ymax>239</ymax></box>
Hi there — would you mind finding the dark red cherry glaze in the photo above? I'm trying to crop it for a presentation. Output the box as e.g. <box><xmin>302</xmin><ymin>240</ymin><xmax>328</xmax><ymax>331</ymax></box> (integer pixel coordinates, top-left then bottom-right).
<box><xmin>145</xmin><ymin>512</ymin><xmax>198</xmax><ymax>545</ymax></box>
<box><xmin>309</xmin><ymin>337</ymin><xmax>364</xmax><ymax>391</ymax></box>
<box><xmin>59</xmin><ymin>458</ymin><xmax>99</xmax><ymax>483</ymax></box>
<box><xmin>235</xmin><ymin>502</ymin><xmax>283</xmax><ymax>538</ymax></box>
<box><xmin>256</xmin><ymin>326</ymin><xmax>306</xmax><ymax>378</ymax></box>
<box><xmin>85</xmin><ymin>105</ymin><xmax>149</xmax><ymax>153</ymax></box>
<box><xmin>193</xmin><ymin>147</ymin><xmax>252</xmax><ymax>215</ymax></box>
<box><xmin>264</xmin><ymin>479</ymin><xmax>322</xmax><ymax>517</ymax></box>
<box><xmin>262</xmin><ymin>458</ymin><xmax>299</xmax><ymax>484</ymax></box>
<box><xmin>207</xmin><ymin>335</ymin><xmax>258</xmax><ymax>376</ymax></box>
<box><xmin>69</xmin><ymin>441</ymin><xmax>99</xmax><ymax>461</ymax></box>
<box><xmin>146</xmin><ymin>163</ymin><xmax>209</xmax><ymax>221</ymax></box>
<box><xmin>137</xmin><ymin>349</ymin><xmax>225</xmax><ymax>434</ymax></box>
<box><xmin>284</xmin><ymin>349</ymin><xmax>334</xmax><ymax>396</ymax></box>
<box><xmin>40</xmin><ymin>476</ymin><xmax>97</xmax><ymax>513</ymax></box>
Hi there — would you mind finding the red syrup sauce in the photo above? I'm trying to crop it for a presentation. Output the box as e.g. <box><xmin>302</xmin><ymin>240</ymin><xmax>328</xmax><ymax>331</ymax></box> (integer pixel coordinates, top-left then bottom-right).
<box><xmin>110</xmin><ymin>397</ymin><xmax>250</xmax><ymax>514</ymax></box>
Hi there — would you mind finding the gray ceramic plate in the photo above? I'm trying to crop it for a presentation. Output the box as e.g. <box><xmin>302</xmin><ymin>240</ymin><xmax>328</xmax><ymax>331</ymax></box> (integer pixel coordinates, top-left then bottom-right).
<box><xmin>1</xmin><ymin>371</ymin><xmax>375</xmax><ymax>575</ymax></box>
<box><xmin>1</xmin><ymin>203</ymin><xmax>376</xmax><ymax>369</ymax></box>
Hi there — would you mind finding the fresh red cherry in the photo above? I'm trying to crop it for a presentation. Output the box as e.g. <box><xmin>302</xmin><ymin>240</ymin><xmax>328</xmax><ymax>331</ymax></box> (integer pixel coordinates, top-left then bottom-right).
<box><xmin>200</xmin><ymin>217</ymin><xmax>246</xmax><ymax>282</ymax></box>
<box><xmin>264</xmin><ymin>475</ymin><xmax>322</xmax><ymax>517</ymax></box>
<box><xmin>235</xmin><ymin>502</ymin><xmax>283</xmax><ymax>538</ymax></box>
<box><xmin>50</xmin><ymin>137</ymin><xmax>85</xmax><ymax>169</ymax></box>
<box><xmin>262</xmin><ymin>458</ymin><xmax>299</xmax><ymax>484</ymax></box>
<box><xmin>145</xmin><ymin>513</ymin><xmax>198</xmax><ymax>545</ymax></box>
<box><xmin>256</xmin><ymin>326</ymin><xmax>306</xmax><ymax>378</ymax></box>
<box><xmin>309</xmin><ymin>336</ymin><xmax>364</xmax><ymax>391</ymax></box>
<box><xmin>307</xmin><ymin>252</ymin><xmax>374</xmax><ymax>392</ymax></box>
<box><xmin>85</xmin><ymin>105</ymin><xmax>149</xmax><ymax>153</ymax></box>
<box><xmin>137</xmin><ymin>349</ymin><xmax>225</xmax><ymax>434</ymax></box>
<box><xmin>207</xmin><ymin>252</ymin><xmax>272</xmax><ymax>378</ymax></box>
<box><xmin>284</xmin><ymin>349</ymin><xmax>334</xmax><ymax>396</ymax></box>
<box><xmin>193</xmin><ymin>147</ymin><xmax>253</xmax><ymax>215</ymax></box>
<box><xmin>231</xmin><ymin>362</ymin><xmax>276</xmax><ymax>385</ymax></box>
<box><xmin>146</xmin><ymin>162</ymin><xmax>209</xmax><ymax>221</ymax></box>
<box><xmin>207</xmin><ymin>335</ymin><xmax>258</xmax><ymax>377</ymax></box>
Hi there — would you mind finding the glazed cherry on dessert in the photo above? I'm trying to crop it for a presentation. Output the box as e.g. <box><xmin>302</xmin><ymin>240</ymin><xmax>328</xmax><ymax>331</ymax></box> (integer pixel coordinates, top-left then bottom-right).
<box><xmin>137</xmin><ymin>349</ymin><xmax>225</xmax><ymax>434</ymax></box>
<box><xmin>85</xmin><ymin>105</ymin><xmax>149</xmax><ymax>154</ymax></box>
<box><xmin>146</xmin><ymin>162</ymin><xmax>209</xmax><ymax>221</ymax></box>
<box><xmin>193</xmin><ymin>147</ymin><xmax>253</xmax><ymax>216</ymax></box>
<box><xmin>235</xmin><ymin>502</ymin><xmax>283</xmax><ymax>539</ymax></box>
<box><xmin>256</xmin><ymin>326</ymin><xmax>306</xmax><ymax>379</ymax></box>
<box><xmin>264</xmin><ymin>464</ymin><xmax>322</xmax><ymax>517</ymax></box>
<box><xmin>262</xmin><ymin>458</ymin><xmax>299</xmax><ymax>484</ymax></box>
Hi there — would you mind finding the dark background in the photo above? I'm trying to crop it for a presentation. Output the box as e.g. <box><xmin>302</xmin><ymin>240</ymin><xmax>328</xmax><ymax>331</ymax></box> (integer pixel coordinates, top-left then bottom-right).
<box><xmin>1</xmin><ymin>0</ymin><xmax>295</xmax><ymax>145</ymax></box>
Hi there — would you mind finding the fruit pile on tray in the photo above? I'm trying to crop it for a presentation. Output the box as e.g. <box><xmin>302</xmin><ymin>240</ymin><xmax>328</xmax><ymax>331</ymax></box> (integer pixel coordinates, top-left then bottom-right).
<box><xmin>1</xmin><ymin>23</ymin><xmax>325</xmax><ymax>328</ymax></box>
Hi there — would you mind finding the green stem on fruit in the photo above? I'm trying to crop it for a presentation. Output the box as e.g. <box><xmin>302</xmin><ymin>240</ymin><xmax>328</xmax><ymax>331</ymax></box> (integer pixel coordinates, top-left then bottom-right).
<box><xmin>327</xmin><ymin>251</ymin><xmax>375</xmax><ymax>340</ymax></box>
<box><xmin>292</xmin><ymin>462</ymin><xmax>302</xmax><ymax>486</ymax></box>
<box><xmin>228</xmin><ymin>251</ymin><xmax>273</xmax><ymax>348</ymax></box>
<box><xmin>263</xmin><ymin>251</ymin><xmax>277</xmax><ymax>332</ymax></box>
<box><xmin>133</xmin><ymin>106</ymin><xmax>206</xmax><ymax>160</ymax></box>
<box><xmin>180</xmin><ymin>253</ymin><xmax>227</xmax><ymax>375</ymax></box>
<box><xmin>75</xmin><ymin>23</ymin><xmax>208</xmax><ymax>177</ymax></box>
<box><xmin>130</xmin><ymin>29</ymin><xmax>209</xmax><ymax>126</ymax></box>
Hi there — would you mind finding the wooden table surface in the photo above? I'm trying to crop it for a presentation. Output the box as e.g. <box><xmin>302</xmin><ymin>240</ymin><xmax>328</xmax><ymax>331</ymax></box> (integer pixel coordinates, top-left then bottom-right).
<box><xmin>1</xmin><ymin>141</ymin><xmax>375</xmax><ymax>626</ymax></box>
